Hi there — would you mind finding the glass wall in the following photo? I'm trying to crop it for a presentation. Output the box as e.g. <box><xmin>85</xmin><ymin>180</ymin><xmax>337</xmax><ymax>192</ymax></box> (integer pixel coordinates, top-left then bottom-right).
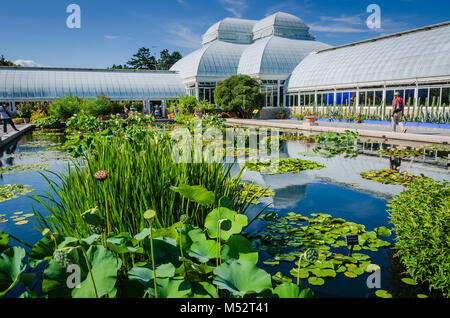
<box><xmin>286</xmin><ymin>82</ymin><xmax>450</xmax><ymax>121</ymax></box>
<box><xmin>198</xmin><ymin>82</ymin><xmax>216</xmax><ymax>104</ymax></box>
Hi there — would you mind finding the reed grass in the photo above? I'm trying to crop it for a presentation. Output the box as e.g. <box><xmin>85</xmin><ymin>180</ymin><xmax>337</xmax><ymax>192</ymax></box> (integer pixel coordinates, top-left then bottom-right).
<box><xmin>32</xmin><ymin>133</ymin><xmax>253</xmax><ymax>239</ymax></box>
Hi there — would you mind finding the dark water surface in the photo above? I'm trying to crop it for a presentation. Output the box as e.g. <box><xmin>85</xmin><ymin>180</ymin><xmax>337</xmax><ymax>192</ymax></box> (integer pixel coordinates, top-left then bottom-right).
<box><xmin>1</xmin><ymin>130</ymin><xmax>447</xmax><ymax>298</ymax></box>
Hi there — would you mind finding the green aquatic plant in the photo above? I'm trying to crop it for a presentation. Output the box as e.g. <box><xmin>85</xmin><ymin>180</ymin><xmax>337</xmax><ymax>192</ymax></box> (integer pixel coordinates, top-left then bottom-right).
<box><xmin>311</xmin><ymin>130</ymin><xmax>360</xmax><ymax>158</ymax></box>
<box><xmin>360</xmin><ymin>169</ymin><xmax>428</xmax><ymax>186</ymax></box>
<box><xmin>251</xmin><ymin>212</ymin><xmax>392</xmax><ymax>289</ymax></box>
<box><xmin>244</xmin><ymin>158</ymin><xmax>325</xmax><ymax>175</ymax></box>
<box><xmin>389</xmin><ymin>178</ymin><xmax>450</xmax><ymax>297</ymax></box>
<box><xmin>0</xmin><ymin>164</ymin><xmax>50</xmax><ymax>175</ymax></box>
<box><xmin>0</xmin><ymin>184</ymin><xmax>33</xmax><ymax>203</ymax></box>
<box><xmin>0</xmin><ymin>206</ymin><xmax>314</xmax><ymax>299</ymax></box>
<box><xmin>377</xmin><ymin>146</ymin><xmax>424</xmax><ymax>158</ymax></box>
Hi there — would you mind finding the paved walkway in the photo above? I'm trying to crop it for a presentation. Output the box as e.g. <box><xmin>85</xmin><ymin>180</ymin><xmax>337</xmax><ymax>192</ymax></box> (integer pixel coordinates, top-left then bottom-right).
<box><xmin>226</xmin><ymin>119</ymin><xmax>450</xmax><ymax>145</ymax></box>
<box><xmin>0</xmin><ymin>124</ymin><xmax>34</xmax><ymax>148</ymax></box>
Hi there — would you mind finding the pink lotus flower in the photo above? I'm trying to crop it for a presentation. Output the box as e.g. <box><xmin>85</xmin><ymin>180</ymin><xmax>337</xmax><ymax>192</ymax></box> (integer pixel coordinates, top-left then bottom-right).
<box><xmin>174</xmin><ymin>126</ymin><xmax>179</xmax><ymax>131</ymax></box>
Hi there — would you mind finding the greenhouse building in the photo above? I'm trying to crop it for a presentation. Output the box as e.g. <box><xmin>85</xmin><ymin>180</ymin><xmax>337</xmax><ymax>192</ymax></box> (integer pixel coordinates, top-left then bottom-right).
<box><xmin>0</xmin><ymin>12</ymin><xmax>449</xmax><ymax>117</ymax></box>
<box><xmin>285</xmin><ymin>21</ymin><xmax>450</xmax><ymax>116</ymax></box>
<box><xmin>0</xmin><ymin>67</ymin><xmax>186</xmax><ymax>113</ymax></box>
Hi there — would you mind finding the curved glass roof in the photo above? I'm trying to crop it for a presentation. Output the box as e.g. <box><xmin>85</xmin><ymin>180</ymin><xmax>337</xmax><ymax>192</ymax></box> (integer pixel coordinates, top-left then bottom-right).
<box><xmin>288</xmin><ymin>22</ymin><xmax>450</xmax><ymax>90</ymax></box>
<box><xmin>238</xmin><ymin>36</ymin><xmax>330</xmax><ymax>76</ymax></box>
<box><xmin>170</xmin><ymin>41</ymin><xmax>249</xmax><ymax>80</ymax></box>
<box><xmin>253</xmin><ymin>12</ymin><xmax>314</xmax><ymax>41</ymax></box>
<box><xmin>0</xmin><ymin>68</ymin><xmax>186</xmax><ymax>100</ymax></box>
<box><xmin>202</xmin><ymin>18</ymin><xmax>256</xmax><ymax>45</ymax></box>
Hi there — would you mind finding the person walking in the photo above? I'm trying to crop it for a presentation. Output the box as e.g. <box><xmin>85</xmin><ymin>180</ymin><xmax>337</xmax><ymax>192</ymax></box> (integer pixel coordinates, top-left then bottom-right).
<box><xmin>391</xmin><ymin>92</ymin><xmax>407</xmax><ymax>133</ymax></box>
<box><xmin>123</xmin><ymin>105</ymin><xmax>129</xmax><ymax>119</ymax></box>
<box><xmin>0</xmin><ymin>103</ymin><xmax>19</xmax><ymax>134</ymax></box>
<box><xmin>173</xmin><ymin>103</ymin><xmax>178</xmax><ymax>119</ymax></box>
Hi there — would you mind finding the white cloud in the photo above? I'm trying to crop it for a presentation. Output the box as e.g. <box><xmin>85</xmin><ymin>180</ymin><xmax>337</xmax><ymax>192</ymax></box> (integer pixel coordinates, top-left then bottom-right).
<box><xmin>264</xmin><ymin>0</ymin><xmax>313</xmax><ymax>17</ymax></box>
<box><xmin>13</xmin><ymin>59</ymin><xmax>45</xmax><ymax>67</ymax></box>
<box><xmin>165</xmin><ymin>24</ymin><xmax>202</xmax><ymax>49</ymax></box>
<box><xmin>104</xmin><ymin>35</ymin><xmax>118</xmax><ymax>40</ymax></box>
<box><xmin>309</xmin><ymin>23</ymin><xmax>369</xmax><ymax>33</ymax></box>
<box><xmin>219</xmin><ymin>0</ymin><xmax>248</xmax><ymax>18</ymax></box>
<box><xmin>319</xmin><ymin>14</ymin><xmax>365</xmax><ymax>25</ymax></box>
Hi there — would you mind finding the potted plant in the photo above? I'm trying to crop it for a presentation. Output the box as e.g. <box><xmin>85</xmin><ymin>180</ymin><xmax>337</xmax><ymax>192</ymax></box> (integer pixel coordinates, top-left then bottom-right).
<box><xmin>304</xmin><ymin>110</ymin><xmax>317</xmax><ymax>124</ymax></box>
<box><xmin>194</xmin><ymin>107</ymin><xmax>203</xmax><ymax>119</ymax></box>
<box><xmin>276</xmin><ymin>108</ymin><xmax>286</xmax><ymax>119</ymax></box>
<box><xmin>16</xmin><ymin>102</ymin><xmax>34</xmax><ymax>123</ymax></box>
<box><xmin>355</xmin><ymin>114</ymin><xmax>366</xmax><ymax>123</ymax></box>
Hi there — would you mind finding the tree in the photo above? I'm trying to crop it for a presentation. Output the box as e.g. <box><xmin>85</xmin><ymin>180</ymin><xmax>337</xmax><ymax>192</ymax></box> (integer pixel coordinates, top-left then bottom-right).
<box><xmin>0</xmin><ymin>55</ymin><xmax>15</xmax><ymax>66</ymax></box>
<box><xmin>214</xmin><ymin>75</ymin><xmax>264</xmax><ymax>117</ymax></box>
<box><xmin>110</xmin><ymin>64</ymin><xmax>131</xmax><ymax>69</ymax></box>
<box><xmin>126</xmin><ymin>47</ymin><xmax>157</xmax><ymax>70</ymax></box>
<box><xmin>157</xmin><ymin>49</ymin><xmax>182</xmax><ymax>70</ymax></box>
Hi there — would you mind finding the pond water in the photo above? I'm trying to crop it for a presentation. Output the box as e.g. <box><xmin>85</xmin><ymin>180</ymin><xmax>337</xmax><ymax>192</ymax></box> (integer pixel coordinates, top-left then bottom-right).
<box><xmin>0</xmin><ymin>132</ymin><xmax>70</xmax><ymax>246</ymax></box>
<box><xmin>237</xmin><ymin>138</ymin><xmax>449</xmax><ymax>298</ymax></box>
<box><xmin>1</xmin><ymin>129</ymin><xmax>448</xmax><ymax>298</ymax></box>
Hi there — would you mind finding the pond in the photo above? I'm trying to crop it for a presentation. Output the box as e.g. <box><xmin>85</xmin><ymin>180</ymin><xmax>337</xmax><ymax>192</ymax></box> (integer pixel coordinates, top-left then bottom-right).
<box><xmin>0</xmin><ymin>128</ymin><xmax>448</xmax><ymax>298</ymax></box>
<box><xmin>236</xmin><ymin>136</ymin><xmax>448</xmax><ymax>298</ymax></box>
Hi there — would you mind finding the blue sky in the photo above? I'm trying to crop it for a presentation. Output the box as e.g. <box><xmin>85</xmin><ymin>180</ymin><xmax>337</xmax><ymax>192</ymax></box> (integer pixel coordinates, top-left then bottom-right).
<box><xmin>1</xmin><ymin>0</ymin><xmax>448</xmax><ymax>68</ymax></box>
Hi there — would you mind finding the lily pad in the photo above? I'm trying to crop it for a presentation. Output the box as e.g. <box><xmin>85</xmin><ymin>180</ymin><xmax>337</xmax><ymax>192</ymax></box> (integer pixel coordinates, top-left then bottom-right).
<box><xmin>375</xmin><ymin>289</ymin><xmax>392</xmax><ymax>298</ymax></box>
<box><xmin>307</xmin><ymin>276</ymin><xmax>325</xmax><ymax>286</ymax></box>
<box><xmin>401</xmin><ymin>277</ymin><xmax>418</xmax><ymax>286</ymax></box>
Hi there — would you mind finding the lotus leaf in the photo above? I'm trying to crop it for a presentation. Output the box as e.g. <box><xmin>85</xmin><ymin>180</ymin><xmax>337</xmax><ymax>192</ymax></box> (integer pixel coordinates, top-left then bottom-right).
<box><xmin>188</xmin><ymin>239</ymin><xmax>218</xmax><ymax>263</ymax></box>
<box><xmin>0</xmin><ymin>247</ymin><xmax>27</xmax><ymax>297</ymax></box>
<box><xmin>72</xmin><ymin>245</ymin><xmax>122</xmax><ymax>298</ymax></box>
<box><xmin>273</xmin><ymin>283</ymin><xmax>314</xmax><ymax>298</ymax></box>
<box><xmin>213</xmin><ymin>260</ymin><xmax>272</xmax><ymax>296</ymax></box>
<box><xmin>221</xmin><ymin>235</ymin><xmax>258</xmax><ymax>264</ymax></box>
<box><xmin>205</xmin><ymin>207</ymin><xmax>248</xmax><ymax>241</ymax></box>
<box><xmin>170</xmin><ymin>185</ymin><xmax>215</xmax><ymax>206</ymax></box>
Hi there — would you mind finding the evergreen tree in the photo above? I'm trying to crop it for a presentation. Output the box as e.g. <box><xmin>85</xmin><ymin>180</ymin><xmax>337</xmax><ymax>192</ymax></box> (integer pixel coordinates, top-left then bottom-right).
<box><xmin>0</xmin><ymin>55</ymin><xmax>15</xmax><ymax>66</ymax></box>
<box><xmin>126</xmin><ymin>47</ymin><xmax>157</xmax><ymax>70</ymax></box>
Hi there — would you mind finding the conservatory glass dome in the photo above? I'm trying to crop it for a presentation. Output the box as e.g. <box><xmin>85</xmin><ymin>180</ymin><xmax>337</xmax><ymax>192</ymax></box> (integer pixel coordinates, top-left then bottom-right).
<box><xmin>170</xmin><ymin>40</ymin><xmax>249</xmax><ymax>80</ymax></box>
<box><xmin>238</xmin><ymin>36</ymin><xmax>330</xmax><ymax>77</ymax></box>
<box><xmin>253</xmin><ymin>12</ymin><xmax>315</xmax><ymax>41</ymax></box>
<box><xmin>202</xmin><ymin>18</ymin><xmax>257</xmax><ymax>45</ymax></box>
<box><xmin>172</xmin><ymin>12</ymin><xmax>329</xmax><ymax>83</ymax></box>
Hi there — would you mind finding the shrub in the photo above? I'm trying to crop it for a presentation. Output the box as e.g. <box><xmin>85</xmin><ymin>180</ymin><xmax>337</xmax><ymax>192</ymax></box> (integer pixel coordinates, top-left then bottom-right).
<box><xmin>30</xmin><ymin>109</ymin><xmax>47</xmax><ymax>123</ymax></box>
<box><xmin>388</xmin><ymin>177</ymin><xmax>450</xmax><ymax>297</ymax></box>
<box><xmin>48</xmin><ymin>96</ymin><xmax>81</xmax><ymax>120</ymax></box>
<box><xmin>214</xmin><ymin>75</ymin><xmax>264</xmax><ymax>117</ymax></box>
<box><xmin>66</xmin><ymin>114</ymin><xmax>104</xmax><ymax>132</ymax></box>
<box><xmin>33</xmin><ymin>116</ymin><xmax>61</xmax><ymax>129</ymax></box>
<box><xmin>81</xmin><ymin>94</ymin><xmax>116</xmax><ymax>118</ymax></box>
<box><xmin>198</xmin><ymin>99</ymin><xmax>216</xmax><ymax>112</ymax></box>
<box><xmin>16</xmin><ymin>101</ymin><xmax>35</xmax><ymax>118</ymax></box>
<box><xmin>177</xmin><ymin>95</ymin><xmax>198</xmax><ymax>114</ymax></box>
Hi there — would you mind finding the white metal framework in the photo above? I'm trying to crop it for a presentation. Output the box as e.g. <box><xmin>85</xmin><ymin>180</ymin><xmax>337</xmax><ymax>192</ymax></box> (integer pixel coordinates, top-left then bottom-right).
<box><xmin>285</xmin><ymin>21</ymin><xmax>450</xmax><ymax>114</ymax></box>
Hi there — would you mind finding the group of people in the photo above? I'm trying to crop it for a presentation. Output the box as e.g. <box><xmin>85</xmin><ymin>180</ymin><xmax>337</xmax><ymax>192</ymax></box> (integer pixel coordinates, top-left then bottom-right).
<box><xmin>0</xmin><ymin>103</ymin><xmax>19</xmax><ymax>134</ymax></box>
<box><xmin>122</xmin><ymin>103</ymin><xmax>164</xmax><ymax>119</ymax></box>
